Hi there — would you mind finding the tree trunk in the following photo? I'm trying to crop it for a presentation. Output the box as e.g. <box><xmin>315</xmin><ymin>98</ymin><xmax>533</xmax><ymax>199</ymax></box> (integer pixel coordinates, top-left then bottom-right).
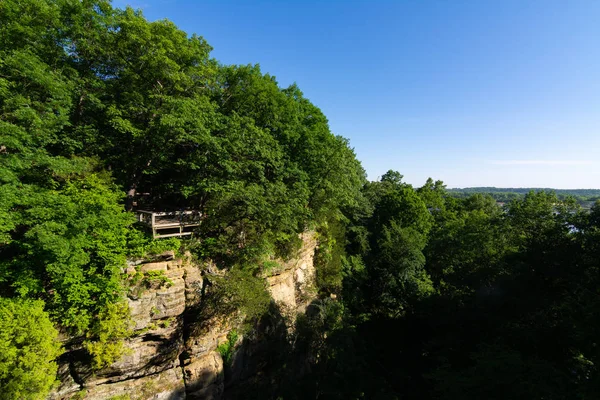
<box><xmin>125</xmin><ymin>183</ymin><xmax>137</xmax><ymax>211</ymax></box>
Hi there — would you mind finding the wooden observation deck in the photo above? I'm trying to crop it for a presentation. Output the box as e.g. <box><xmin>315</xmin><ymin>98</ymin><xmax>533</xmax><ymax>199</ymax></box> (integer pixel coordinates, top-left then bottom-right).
<box><xmin>136</xmin><ymin>210</ymin><xmax>202</xmax><ymax>239</ymax></box>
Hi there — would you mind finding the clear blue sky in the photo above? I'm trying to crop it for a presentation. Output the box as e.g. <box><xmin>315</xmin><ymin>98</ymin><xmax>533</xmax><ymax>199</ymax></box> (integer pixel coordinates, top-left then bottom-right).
<box><xmin>113</xmin><ymin>0</ymin><xmax>600</xmax><ymax>188</ymax></box>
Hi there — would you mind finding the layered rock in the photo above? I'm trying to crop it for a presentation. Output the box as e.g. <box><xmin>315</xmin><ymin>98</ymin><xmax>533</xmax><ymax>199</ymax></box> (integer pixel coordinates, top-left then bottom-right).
<box><xmin>83</xmin><ymin>368</ymin><xmax>186</xmax><ymax>400</ymax></box>
<box><xmin>266</xmin><ymin>231</ymin><xmax>317</xmax><ymax>316</ymax></box>
<box><xmin>183</xmin><ymin>352</ymin><xmax>224</xmax><ymax>400</ymax></box>
<box><xmin>49</xmin><ymin>232</ymin><xmax>318</xmax><ymax>400</ymax></box>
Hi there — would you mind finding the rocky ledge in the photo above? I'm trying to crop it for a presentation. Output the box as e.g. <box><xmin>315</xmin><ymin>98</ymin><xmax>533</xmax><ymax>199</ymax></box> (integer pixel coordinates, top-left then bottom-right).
<box><xmin>49</xmin><ymin>232</ymin><xmax>317</xmax><ymax>400</ymax></box>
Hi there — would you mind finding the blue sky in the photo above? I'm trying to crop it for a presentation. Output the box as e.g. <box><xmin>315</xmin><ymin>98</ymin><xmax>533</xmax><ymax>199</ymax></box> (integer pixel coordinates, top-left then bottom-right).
<box><xmin>113</xmin><ymin>0</ymin><xmax>600</xmax><ymax>188</ymax></box>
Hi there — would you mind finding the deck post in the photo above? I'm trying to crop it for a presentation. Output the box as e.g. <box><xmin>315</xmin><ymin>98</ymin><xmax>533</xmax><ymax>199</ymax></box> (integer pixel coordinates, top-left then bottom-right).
<box><xmin>151</xmin><ymin>213</ymin><xmax>156</xmax><ymax>239</ymax></box>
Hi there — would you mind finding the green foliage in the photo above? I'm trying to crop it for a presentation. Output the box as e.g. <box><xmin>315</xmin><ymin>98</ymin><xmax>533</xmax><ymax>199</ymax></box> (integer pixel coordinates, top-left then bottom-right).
<box><xmin>211</xmin><ymin>268</ymin><xmax>271</xmax><ymax>325</ymax></box>
<box><xmin>0</xmin><ymin>174</ymin><xmax>133</xmax><ymax>333</ymax></box>
<box><xmin>0</xmin><ymin>7</ymin><xmax>369</xmax><ymax>395</ymax></box>
<box><xmin>314</xmin><ymin>218</ymin><xmax>347</xmax><ymax>295</ymax></box>
<box><xmin>83</xmin><ymin>301</ymin><xmax>133</xmax><ymax>370</ymax></box>
<box><xmin>159</xmin><ymin>317</ymin><xmax>174</xmax><ymax>329</ymax></box>
<box><xmin>448</xmin><ymin>187</ymin><xmax>600</xmax><ymax>208</ymax></box>
<box><xmin>359</xmin><ymin>172</ymin><xmax>435</xmax><ymax>316</ymax></box>
<box><xmin>261</xmin><ymin>260</ymin><xmax>283</xmax><ymax>275</ymax></box>
<box><xmin>15</xmin><ymin>1</ymin><xmax>600</xmax><ymax>398</ymax></box>
<box><xmin>70</xmin><ymin>390</ymin><xmax>88</xmax><ymax>400</ymax></box>
<box><xmin>0</xmin><ymin>298</ymin><xmax>62</xmax><ymax>400</ymax></box>
<box><xmin>127</xmin><ymin>236</ymin><xmax>182</xmax><ymax>259</ymax></box>
<box><xmin>0</xmin><ymin>0</ymin><xmax>369</xmax><ymax>393</ymax></box>
<box><xmin>126</xmin><ymin>269</ymin><xmax>173</xmax><ymax>301</ymax></box>
<box><xmin>298</xmin><ymin>175</ymin><xmax>600</xmax><ymax>399</ymax></box>
<box><xmin>142</xmin><ymin>270</ymin><xmax>174</xmax><ymax>289</ymax></box>
<box><xmin>295</xmin><ymin>298</ymin><xmax>344</xmax><ymax>352</ymax></box>
<box><xmin>107</xmin><ymin>395</ymin><xmax>131</xmax><ymax>400</ymax></box>
<box><xmin>217</xmin><ymin>329</ymin><xmax>239</xmax><ymax>367</ymax></box>
<box><xmin>425</xmin><ymin>194</ymin><xmax>512</xmax><ymax>296</ymax></box>
<box><xmin>274</xmin><ymin>232</ymin><xmax>304</xmax><ymax>260</ymax></box>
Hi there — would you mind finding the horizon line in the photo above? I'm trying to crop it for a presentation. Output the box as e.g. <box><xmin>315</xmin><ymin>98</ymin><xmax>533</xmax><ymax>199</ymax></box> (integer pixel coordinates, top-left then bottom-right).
<box><xmin>446</xmin><ymin>186</ymin><xmax>600</xmax><ymax>190</ymax></box>
<box><xmin>488</xmin><ymin>160</ymin><xmax>596</xmax><ymax>166</ymax></box>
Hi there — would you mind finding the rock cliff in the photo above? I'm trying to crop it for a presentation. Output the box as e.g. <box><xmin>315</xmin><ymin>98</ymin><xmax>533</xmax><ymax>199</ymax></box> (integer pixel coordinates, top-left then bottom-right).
<box><xmin>49</xmin><ymin>232</ymin><xmax>317</xmax><ymax>400</ymax></box>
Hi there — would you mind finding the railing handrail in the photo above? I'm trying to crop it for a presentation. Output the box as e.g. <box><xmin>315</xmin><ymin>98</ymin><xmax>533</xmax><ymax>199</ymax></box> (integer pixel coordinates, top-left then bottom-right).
<box><xmin>136</xmin><ymin>210</ymin><xmax>200</xmax><ymax>217</ymax></box>
<box><xmin>153</xmin><ymin>210</ymin><xmax>199</xmax><ymax>217</ymax></box>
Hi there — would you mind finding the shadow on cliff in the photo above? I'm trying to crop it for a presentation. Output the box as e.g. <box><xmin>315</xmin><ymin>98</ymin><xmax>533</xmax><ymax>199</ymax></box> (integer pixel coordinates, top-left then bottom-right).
<box><xmin>222</xmin><ymin>298</ymin><xmax>331</xmax><ymax>400</ymax></box>
<box><xmin>179</xmin><ymin>268</ymin><xmax>331</xmax><ymax>399</ymax></box>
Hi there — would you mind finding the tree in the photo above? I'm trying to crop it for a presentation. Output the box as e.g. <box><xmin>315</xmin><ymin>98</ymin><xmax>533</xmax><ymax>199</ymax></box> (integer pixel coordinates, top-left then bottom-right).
<box><xmin>0</xmin><ymin>174</ymin><xmax>133</xmax><ymax>334</ymax></box>
<box><xmin>425</xmin><ymin>193</ymin><xmax>512</xmax><ymax>296</ymax></box>
<box><xmin>362</xmin><ymin>173</ymin><xmax>435</xmax><ymax>317</ymax></box>
<box><xmin>0</xmin><ymin>298</ymin><xmax>62</xmax><ymax>400</ymax></box>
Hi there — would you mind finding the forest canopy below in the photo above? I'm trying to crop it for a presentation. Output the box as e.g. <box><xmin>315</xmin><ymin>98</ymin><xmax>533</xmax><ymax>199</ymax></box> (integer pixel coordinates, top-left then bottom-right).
<box><xmin>1</xmin><ymin>1</ymin><xmax>600</xmax><ymax>399</ymax></box>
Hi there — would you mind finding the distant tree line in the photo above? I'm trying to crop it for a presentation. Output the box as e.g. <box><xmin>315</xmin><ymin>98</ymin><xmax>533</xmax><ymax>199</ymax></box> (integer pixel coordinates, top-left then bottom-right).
<box><xmin>449</xmin><ymin>187</ymin><xmax>600</xmax><ymax>206</ymax></box>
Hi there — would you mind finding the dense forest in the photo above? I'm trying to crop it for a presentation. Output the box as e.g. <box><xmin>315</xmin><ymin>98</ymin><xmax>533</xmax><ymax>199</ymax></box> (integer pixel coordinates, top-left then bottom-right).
<box><xmin>1</xmin><ymin>1</ymin><xmax>600</xmax><ymax>399</ymax></box>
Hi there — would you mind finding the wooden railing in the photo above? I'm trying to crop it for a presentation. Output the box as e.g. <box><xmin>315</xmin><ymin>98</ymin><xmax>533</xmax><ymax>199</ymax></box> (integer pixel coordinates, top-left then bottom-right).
<box><xmin>136</xmin><ymin>210</ymin><xmax>202</xmax><ymax>239</ymax></box>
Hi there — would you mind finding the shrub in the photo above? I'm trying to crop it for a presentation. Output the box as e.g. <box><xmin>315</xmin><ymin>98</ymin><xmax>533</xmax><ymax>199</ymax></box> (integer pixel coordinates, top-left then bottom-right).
<box><xmin>127</xmin><ymin>235</ymin><xmax>182</xmax><ymax>260</ymax></box>
<box><xmin>0</xmin><ymin>298</ymin><xmax>63</xmax><ymax>400</ymax></box>
<box><xmin>142</xmin><ymin>270</ymin><xmax>173</xmax><ymax>288</ymax></box>
<box><xmin>217</xmin><ymin>329</ymin><xmax>239</xmax><ymax>367</ymax></box>
<box><xmin>211</xmin><ymin>268</ymin><xmax>271</xmax><ymax>325</ymax></box>
<box><xmin>83</xmin><ymin>301</ymin><xmax>133</xmax><ymax>370</ymax></box>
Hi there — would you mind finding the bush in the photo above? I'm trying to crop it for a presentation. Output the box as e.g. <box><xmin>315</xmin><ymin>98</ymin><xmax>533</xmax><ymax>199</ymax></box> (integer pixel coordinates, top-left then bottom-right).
<box><xmin>127</xmin><ymin>234</ymin><xmax>182</xmax><ymax>259</ymax></box>
<box><xmin>217</xmin><ymin>329</ymin><xmax>239</xmax><ymax>367</ymax></box>
<box><xmin>0</xmin><ymin>298</ymin><xmax>63</xmax><ymax>400</ymax></box>
<box><xmin>83</xmin><ymin>301</ymin><xmax>133</xmax><ymax>370</ymax></box>
<box><xmin>315</xmin><ymin>219</ymin><xmax>347</xmax><ymax>295</ymax></box>
<box><xmin>211</xmin><ymin>268</ymin><xmax>271</xmax><ymax>325</ymax></box>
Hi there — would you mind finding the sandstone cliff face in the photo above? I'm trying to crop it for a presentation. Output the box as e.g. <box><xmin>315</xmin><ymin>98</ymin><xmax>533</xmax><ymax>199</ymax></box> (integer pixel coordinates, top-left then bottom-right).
<box><xmin>266</xmin><ymin>231</ymin><xmax>317</xmax><ymax>317</ymax></box>
<box><xmin>49</xmin><ymin>232</ymin><xmax>317</xmax><ymax>400</ymax></box>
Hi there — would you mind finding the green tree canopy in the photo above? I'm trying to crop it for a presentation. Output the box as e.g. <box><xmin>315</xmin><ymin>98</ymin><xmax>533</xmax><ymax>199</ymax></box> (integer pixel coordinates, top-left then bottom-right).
<box><xmin>0</xmin><ymin>298</ymin><xmax>62</xmax><ymax>400</ymax></box>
